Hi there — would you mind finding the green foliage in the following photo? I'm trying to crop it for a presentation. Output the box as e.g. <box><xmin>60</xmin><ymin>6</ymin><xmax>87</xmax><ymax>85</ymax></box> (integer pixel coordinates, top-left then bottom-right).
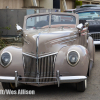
<box><xmin>75</xmin><ymin>0</ymin><xmax>82</xmax><ymax>8</ymax></box>
<box><xmin>0</xmin><ymin>25</ymin><xmax>11</xmax><ymax>50</ymax></box>
<box><xmin>0</xmin><ymin>25</ymin><xmax>11</xmax><ymax>30</ymax></box>
<box><xmin>0</xmin><ymin>39</ymin><xmax>7</xmax><ymax>50</ymax></box>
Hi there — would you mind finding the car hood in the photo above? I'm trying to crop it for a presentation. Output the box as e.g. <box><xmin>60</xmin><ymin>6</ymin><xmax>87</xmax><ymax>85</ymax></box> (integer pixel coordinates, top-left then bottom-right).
<box><xmin>22</xmin><ymin>28</ymin><xmax>78</xmax><ymax>57</ymax></box>
<box><xmin>87</xmin><ymin>20</ymin><xmax>100</xmax><ymax>32</ymax></box>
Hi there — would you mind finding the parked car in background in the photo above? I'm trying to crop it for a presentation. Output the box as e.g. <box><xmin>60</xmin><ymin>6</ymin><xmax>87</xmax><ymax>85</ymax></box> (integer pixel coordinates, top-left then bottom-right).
<box><xmin>76</xmin><ymin>7</ymin><xmax>100</xmax><ymax>45</ymax></box>
<box><xmin>80</xmin><ymin>4</ymin><xmax>100</xmax><ymax>8</ymax></box>
<box><xmin>64</xmin><ymin>9</ymin><xmax>76</xmax><ymax>13</ymax></box>
<box><xmin>0</xmin><ymin>12</ymin><xmax>95</xmax><ymax>92</ymax></box>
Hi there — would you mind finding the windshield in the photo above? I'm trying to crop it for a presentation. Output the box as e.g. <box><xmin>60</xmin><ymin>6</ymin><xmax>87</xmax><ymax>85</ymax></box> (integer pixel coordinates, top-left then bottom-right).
<box><xmin>51</xmin><ymin>15</ymin><xmax>76</xmax><ymax>25</ymax></box>
<box><xmin>26</xmin><ymin>15</ymin><xmax>49</xmax><ymax>29</ymax></box>
<box><xmin>78</xmin><ymin>11</ymin><xmax>100</xmax><ymax>20</ymax></box>
<box><xmin>26</xmin><ymin>14</ymin><xmax>76</xmax><ymax>29</ymax></box>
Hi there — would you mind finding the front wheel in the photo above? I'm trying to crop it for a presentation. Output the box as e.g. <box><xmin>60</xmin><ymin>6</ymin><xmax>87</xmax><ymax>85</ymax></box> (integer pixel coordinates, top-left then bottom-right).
<box><xmin>76</xmin><ymin>80</ymin><xmax>87</xmax><ymax>92</ymax></box>
<box><xmin>1</xmin><ymin>82</ymin><xmax>16</xmax><ymax>90</ymax></box>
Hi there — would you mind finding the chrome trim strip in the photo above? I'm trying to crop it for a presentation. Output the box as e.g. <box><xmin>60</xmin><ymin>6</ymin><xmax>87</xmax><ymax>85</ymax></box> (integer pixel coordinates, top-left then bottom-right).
<box><xmin>22</xmin><ymin>55</ymin><xmax>25</xmax><ymax>69</ymax></box>
<box><xmin>49</xmin><ymin>12</ymin><xmax>51</xmax><ymax>28</ymax></box>
<box><xmin>60</xmin><ymin>39</ymin><xmax>76</xmax><ymax>44</ymax></box>
<box><xmin>19</xmin><ymin>81</ymin><xmax>57</xmax><ymax>84</ymax></box>
<box><xmin>47</xmin><ymin>35</ymin><xmax>77</xmax><ymax>44</ymax></box>
<box><xmin>56</xmin><ymin>70</ymin><xmax>60</xmax><ymax>87</ymax></box>
<box><xmin>19</xmin><ymin>77</ymin><xmax>57</xmax><ymax>79</ymax></box>
<box><xmin>22</xmin><ymin>52</ymin><xmax>36</xmax><ymax>58</ymax></box>
<box><xmin>36</xmin><ymin>36</ymin><xmax>39</xmax><ymax>79</ymax></box>
<box><xmin>25</xmin><ymin>52</ymin><xmax>36</xmax><ymax>56</ymax></box>
<box><xmin>88</xmin><ymin>32</ymin><xmax>100</xmax><ymax>34</ymax></box>
<box><xmin>22</xmin><ymin>52</ymin><xmax>58</xmax><ymax>59</ymax></box>
<box><xmin>39</xmin><ymin>52</ymin><xmax>56</xmax><ymax>56</ymax></box>
<box><xmin>38</xmin><ymin>52</ymin><xmax>58</xmax><ymax>58</ymax></box>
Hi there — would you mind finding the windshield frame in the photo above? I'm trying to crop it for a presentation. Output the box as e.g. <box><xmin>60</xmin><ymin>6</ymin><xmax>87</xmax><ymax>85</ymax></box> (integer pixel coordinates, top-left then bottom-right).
<box><xmin>23</xmin><ymin>12</ymin><xmax>79</xmax><ymax>31</ymax></box>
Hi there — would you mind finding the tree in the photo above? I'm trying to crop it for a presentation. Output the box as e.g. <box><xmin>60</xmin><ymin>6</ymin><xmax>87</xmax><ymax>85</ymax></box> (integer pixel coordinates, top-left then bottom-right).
<box><xmin>75</xmin><ymin>0</ymin><xmax>82</xmax><ymax>8</ymax></box>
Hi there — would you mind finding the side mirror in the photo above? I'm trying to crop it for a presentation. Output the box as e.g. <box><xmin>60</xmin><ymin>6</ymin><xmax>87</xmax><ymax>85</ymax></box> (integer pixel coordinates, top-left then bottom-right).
<box><xmin>77</xmin><ymin>23</ymin><xmax>83</xmax><ymax>30</ymax></box>
<box><xmin>16</xmin><ymin>24</ymin><xmax>23</xmax><ymax>32</ymax></box>
<box><xmin>85</xmin><ymin>22</ymin><xmax>89</xmax><ymax>27</ymax></box>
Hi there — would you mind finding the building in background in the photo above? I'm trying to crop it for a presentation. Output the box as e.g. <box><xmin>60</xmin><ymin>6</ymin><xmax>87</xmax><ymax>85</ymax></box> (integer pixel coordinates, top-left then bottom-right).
<box><xmin>78</xmin><ymin>0</ymin><xmax>100</xmax><ymax>4</ymax></box>
<box><xmin>60</xmin><ymin>0</ymin><xmax>75</xmax><ymax>11</ymax></box>
<box><xmin>0</xmin><ymin>0</ymin><xmax>24</xmax><ymax>9</ymax></box>
<box><xmin>0</xmin><ymin>0</ymin><xmax>100</xmax><ymax>10</ymax></box>
<box><xmin>0</xmin><ymin>0</ymin><xmax>100</xmax><ymax>37</ymax></box>
<box><xmin>0</xmin><ymin>0</ymin><xmax>74</xmax><ymax>11</ymax></box>
<box><xmin>0</xmin><ymin>0</ymin><xmax>60</xmax><ymax>37</ymax></box>
<box><xmin>0</xmin><ymin>0</ymin><xmax>53</xmax><ymax>9</ymax></box>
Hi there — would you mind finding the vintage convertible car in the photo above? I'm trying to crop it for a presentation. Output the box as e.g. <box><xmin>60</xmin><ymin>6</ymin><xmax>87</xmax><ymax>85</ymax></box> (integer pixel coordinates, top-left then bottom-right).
<box><xmin>0</xmin><ymin>12</ymin><xmax>95</xmax><ymax>92</ymax></box>
<box><xmin>76</xmin><ymin>7</ymin><xmax>100</xmax><ymax>45</ymax></box>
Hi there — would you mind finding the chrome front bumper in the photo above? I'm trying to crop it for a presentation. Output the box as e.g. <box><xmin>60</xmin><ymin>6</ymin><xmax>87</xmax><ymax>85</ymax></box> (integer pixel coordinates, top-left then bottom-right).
<box><xmin>0</xmin><ymin>71</ymin><xmax>87</xmax><ymax>87</ymax></box>
<box><xmin>88</xmin><ymin>32</ymin><xmax>100</xmax><ymax>45</ymax></box>
<box><xmin>87</xmin><ymin>39</ymin><xmax>100</xmax><ymax>45</ymax></box>
<box><xmin>94</xmin><ymin>41</ymin><xmax>100</xmax><ymax>45</ymax></box>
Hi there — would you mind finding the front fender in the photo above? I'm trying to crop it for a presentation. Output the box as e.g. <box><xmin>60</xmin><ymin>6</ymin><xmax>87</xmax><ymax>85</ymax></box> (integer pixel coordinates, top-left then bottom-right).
<box><xmin>55</xmin><ymin>45</ymin><xmax>89</xmax><ymax>76</ymax></box>
<box><xmin>0</xmin><ymin>46</ymin><xmax>24</xmax><ymax>77</ymax></box>
<box><xmin>88</xmin><ymin>36</ymin><xmax>95</xmax><ymax>61</ymax></box>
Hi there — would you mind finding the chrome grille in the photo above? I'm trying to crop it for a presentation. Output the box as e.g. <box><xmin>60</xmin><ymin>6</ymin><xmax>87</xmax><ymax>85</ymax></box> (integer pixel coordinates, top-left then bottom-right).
<box><xmin>23</xmin><ymin>53</ymin><xmax>57</xmax><ymax>83</ymax></box>
<box><xmin>90</xmin><ymin>33</ymin><xmax>100</xmax><ymax>41</ymax></box>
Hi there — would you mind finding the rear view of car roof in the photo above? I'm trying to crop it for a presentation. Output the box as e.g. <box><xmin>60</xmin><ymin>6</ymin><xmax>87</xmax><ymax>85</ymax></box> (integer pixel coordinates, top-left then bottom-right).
<box><xmin>80</xmin><ymin>4</ymin><xmax>100</xmax><ymax>8</ymax></box>
<box><xmin>76</xmin><ymin>7</ymin><xmax>100</xmax><ymax>13</ymax></box>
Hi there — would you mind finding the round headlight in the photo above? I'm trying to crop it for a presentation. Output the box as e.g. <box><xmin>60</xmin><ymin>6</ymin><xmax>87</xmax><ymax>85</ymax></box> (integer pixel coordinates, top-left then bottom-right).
<box><xmin>0</xmin><ymin>52</ymin><xmax>12</xmax><ymax>67</ymax></box>
<box><xmin>67</xmin><ymin>51</ymin><xmax>80</xmax><ymax>66</ymax></box>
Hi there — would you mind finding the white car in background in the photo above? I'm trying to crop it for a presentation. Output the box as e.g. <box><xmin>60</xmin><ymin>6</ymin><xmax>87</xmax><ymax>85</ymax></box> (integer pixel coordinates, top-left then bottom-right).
<box><xmin>79</xmin><ymin>12</ymin><xmax>99</xmax><ymax>20</ymax></box>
